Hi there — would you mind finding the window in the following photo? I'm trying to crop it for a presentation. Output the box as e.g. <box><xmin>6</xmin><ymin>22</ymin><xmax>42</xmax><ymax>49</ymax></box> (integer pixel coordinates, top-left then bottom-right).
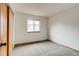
<box><xmin>27</xmin><ymin>19</ymin><xmax>40</xmax><ymax>33</ymax></box>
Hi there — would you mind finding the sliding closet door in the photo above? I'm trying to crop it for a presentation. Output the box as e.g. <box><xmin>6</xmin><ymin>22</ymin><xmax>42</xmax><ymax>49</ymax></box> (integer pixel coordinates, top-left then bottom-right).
<box><xmin>0</xmin><ymin>4</ymin><xmax>8</xmax><ymax>56</ymax></box>
<box><xmin>0</xmin><ymin>4</ymin><xmax>14</xmax><ymax>56</ymax></box>
<box><xmin>8</xmin><ymin>7</ymin><xmax>14</xmax><ymax>56</ymax></box>
<box><xmin>0</xmin><ymin>4</ymin><xmax>1</xmax><ymax>56</ymax></box>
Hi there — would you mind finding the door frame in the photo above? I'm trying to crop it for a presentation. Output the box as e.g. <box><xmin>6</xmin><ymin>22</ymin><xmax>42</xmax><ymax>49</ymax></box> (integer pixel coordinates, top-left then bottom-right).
<box><xmin>7</xmin><ymin>4</ymin><xmax>14</xmax><ymax>56</ymax></box>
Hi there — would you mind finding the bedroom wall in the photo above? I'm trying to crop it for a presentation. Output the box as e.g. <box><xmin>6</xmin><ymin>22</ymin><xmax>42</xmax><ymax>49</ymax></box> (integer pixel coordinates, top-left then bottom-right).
<box><xmin>13</xmin><ymin>12</ymin><xmax>48</xmax><ymax>44</ymax></box>
<box><xmin>49</xmin><ymin>6</ymin><xmax>79</xmax><ymax>51</ymax></box>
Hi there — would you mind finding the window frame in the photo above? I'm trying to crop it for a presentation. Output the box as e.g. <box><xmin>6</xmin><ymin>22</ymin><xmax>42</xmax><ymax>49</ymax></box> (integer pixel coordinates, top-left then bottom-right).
<box><xmin>27</xmin><ymin>19</ymin><xmax>40</xmax><ymax>33</ymax></box>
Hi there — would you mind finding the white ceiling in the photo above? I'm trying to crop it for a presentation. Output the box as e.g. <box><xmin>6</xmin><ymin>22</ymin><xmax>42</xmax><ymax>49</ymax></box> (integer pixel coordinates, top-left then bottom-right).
<box><xmin>10</xmin><ymin>3</ymin><xmax>79</xmax><ymax>17</ymax></box>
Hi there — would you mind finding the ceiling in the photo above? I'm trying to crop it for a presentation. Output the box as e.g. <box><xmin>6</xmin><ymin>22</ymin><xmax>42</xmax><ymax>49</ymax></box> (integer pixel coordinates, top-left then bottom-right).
<box><xmin>9</xmin><ymin>3</ymin><xmax>79</xmax><ymax>17</ymax></box>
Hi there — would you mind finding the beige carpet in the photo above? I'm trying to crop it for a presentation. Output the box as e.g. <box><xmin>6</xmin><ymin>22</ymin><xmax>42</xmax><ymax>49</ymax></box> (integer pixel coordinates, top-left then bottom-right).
<box><xmin>12</xmin><ymin>41</ymin><xmax>79</xmax><ymax>56</ymax></box>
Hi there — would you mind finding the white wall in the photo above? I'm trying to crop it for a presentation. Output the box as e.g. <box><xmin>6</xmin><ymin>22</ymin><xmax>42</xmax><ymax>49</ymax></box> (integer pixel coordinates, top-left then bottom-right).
<box><xmin>13</xmin><ymin>13</ymin><xmax>48</xmax><ymax>44</ymax></box>
<box><xmin>49</xmin><ymin>6</ymin><xmax>79</xmax><ymax>51</ymax></box>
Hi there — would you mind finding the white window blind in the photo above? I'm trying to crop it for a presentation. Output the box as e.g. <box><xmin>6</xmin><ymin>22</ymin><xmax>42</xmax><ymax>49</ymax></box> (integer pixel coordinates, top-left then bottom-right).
<box><xmin>27</xmin><ymin>19</ymin><xmax>40</xmax><ymax>32</ymax></box>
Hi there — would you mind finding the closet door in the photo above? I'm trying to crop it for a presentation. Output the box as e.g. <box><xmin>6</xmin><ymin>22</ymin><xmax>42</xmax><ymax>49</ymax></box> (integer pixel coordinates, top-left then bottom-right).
<box><xmin>0</xmin><ymin>4</ymin><xmax>14</xmax><ymax>56</ymax></box>
<box><xmin>0</xmin><ymin>4</ymin><xmax>8</xmax><ymax>56</ymax></box>
<box><xmin>8</xmin><ymin>7</ymin><xmax>14</xmax><ymax>56</ymax></box>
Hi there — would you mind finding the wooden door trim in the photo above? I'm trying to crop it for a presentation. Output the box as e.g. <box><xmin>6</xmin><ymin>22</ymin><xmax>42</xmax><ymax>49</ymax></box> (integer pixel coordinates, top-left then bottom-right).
<box><xmin>7</xmin><ymin>4</ymin><xmax>13</xmax><ymax>56</ymax></box>
<box><xmin>7</xmin><ymin>6</ymin><xmax>14</xmax><ymax>56</ymax></box>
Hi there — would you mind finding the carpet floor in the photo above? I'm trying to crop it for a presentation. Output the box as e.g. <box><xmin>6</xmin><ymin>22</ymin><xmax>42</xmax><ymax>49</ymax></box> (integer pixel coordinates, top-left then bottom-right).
<box><xmin>12</xmin><ymin>41</ymin><xmax>79</xmax><ymax>56</ymax></box>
